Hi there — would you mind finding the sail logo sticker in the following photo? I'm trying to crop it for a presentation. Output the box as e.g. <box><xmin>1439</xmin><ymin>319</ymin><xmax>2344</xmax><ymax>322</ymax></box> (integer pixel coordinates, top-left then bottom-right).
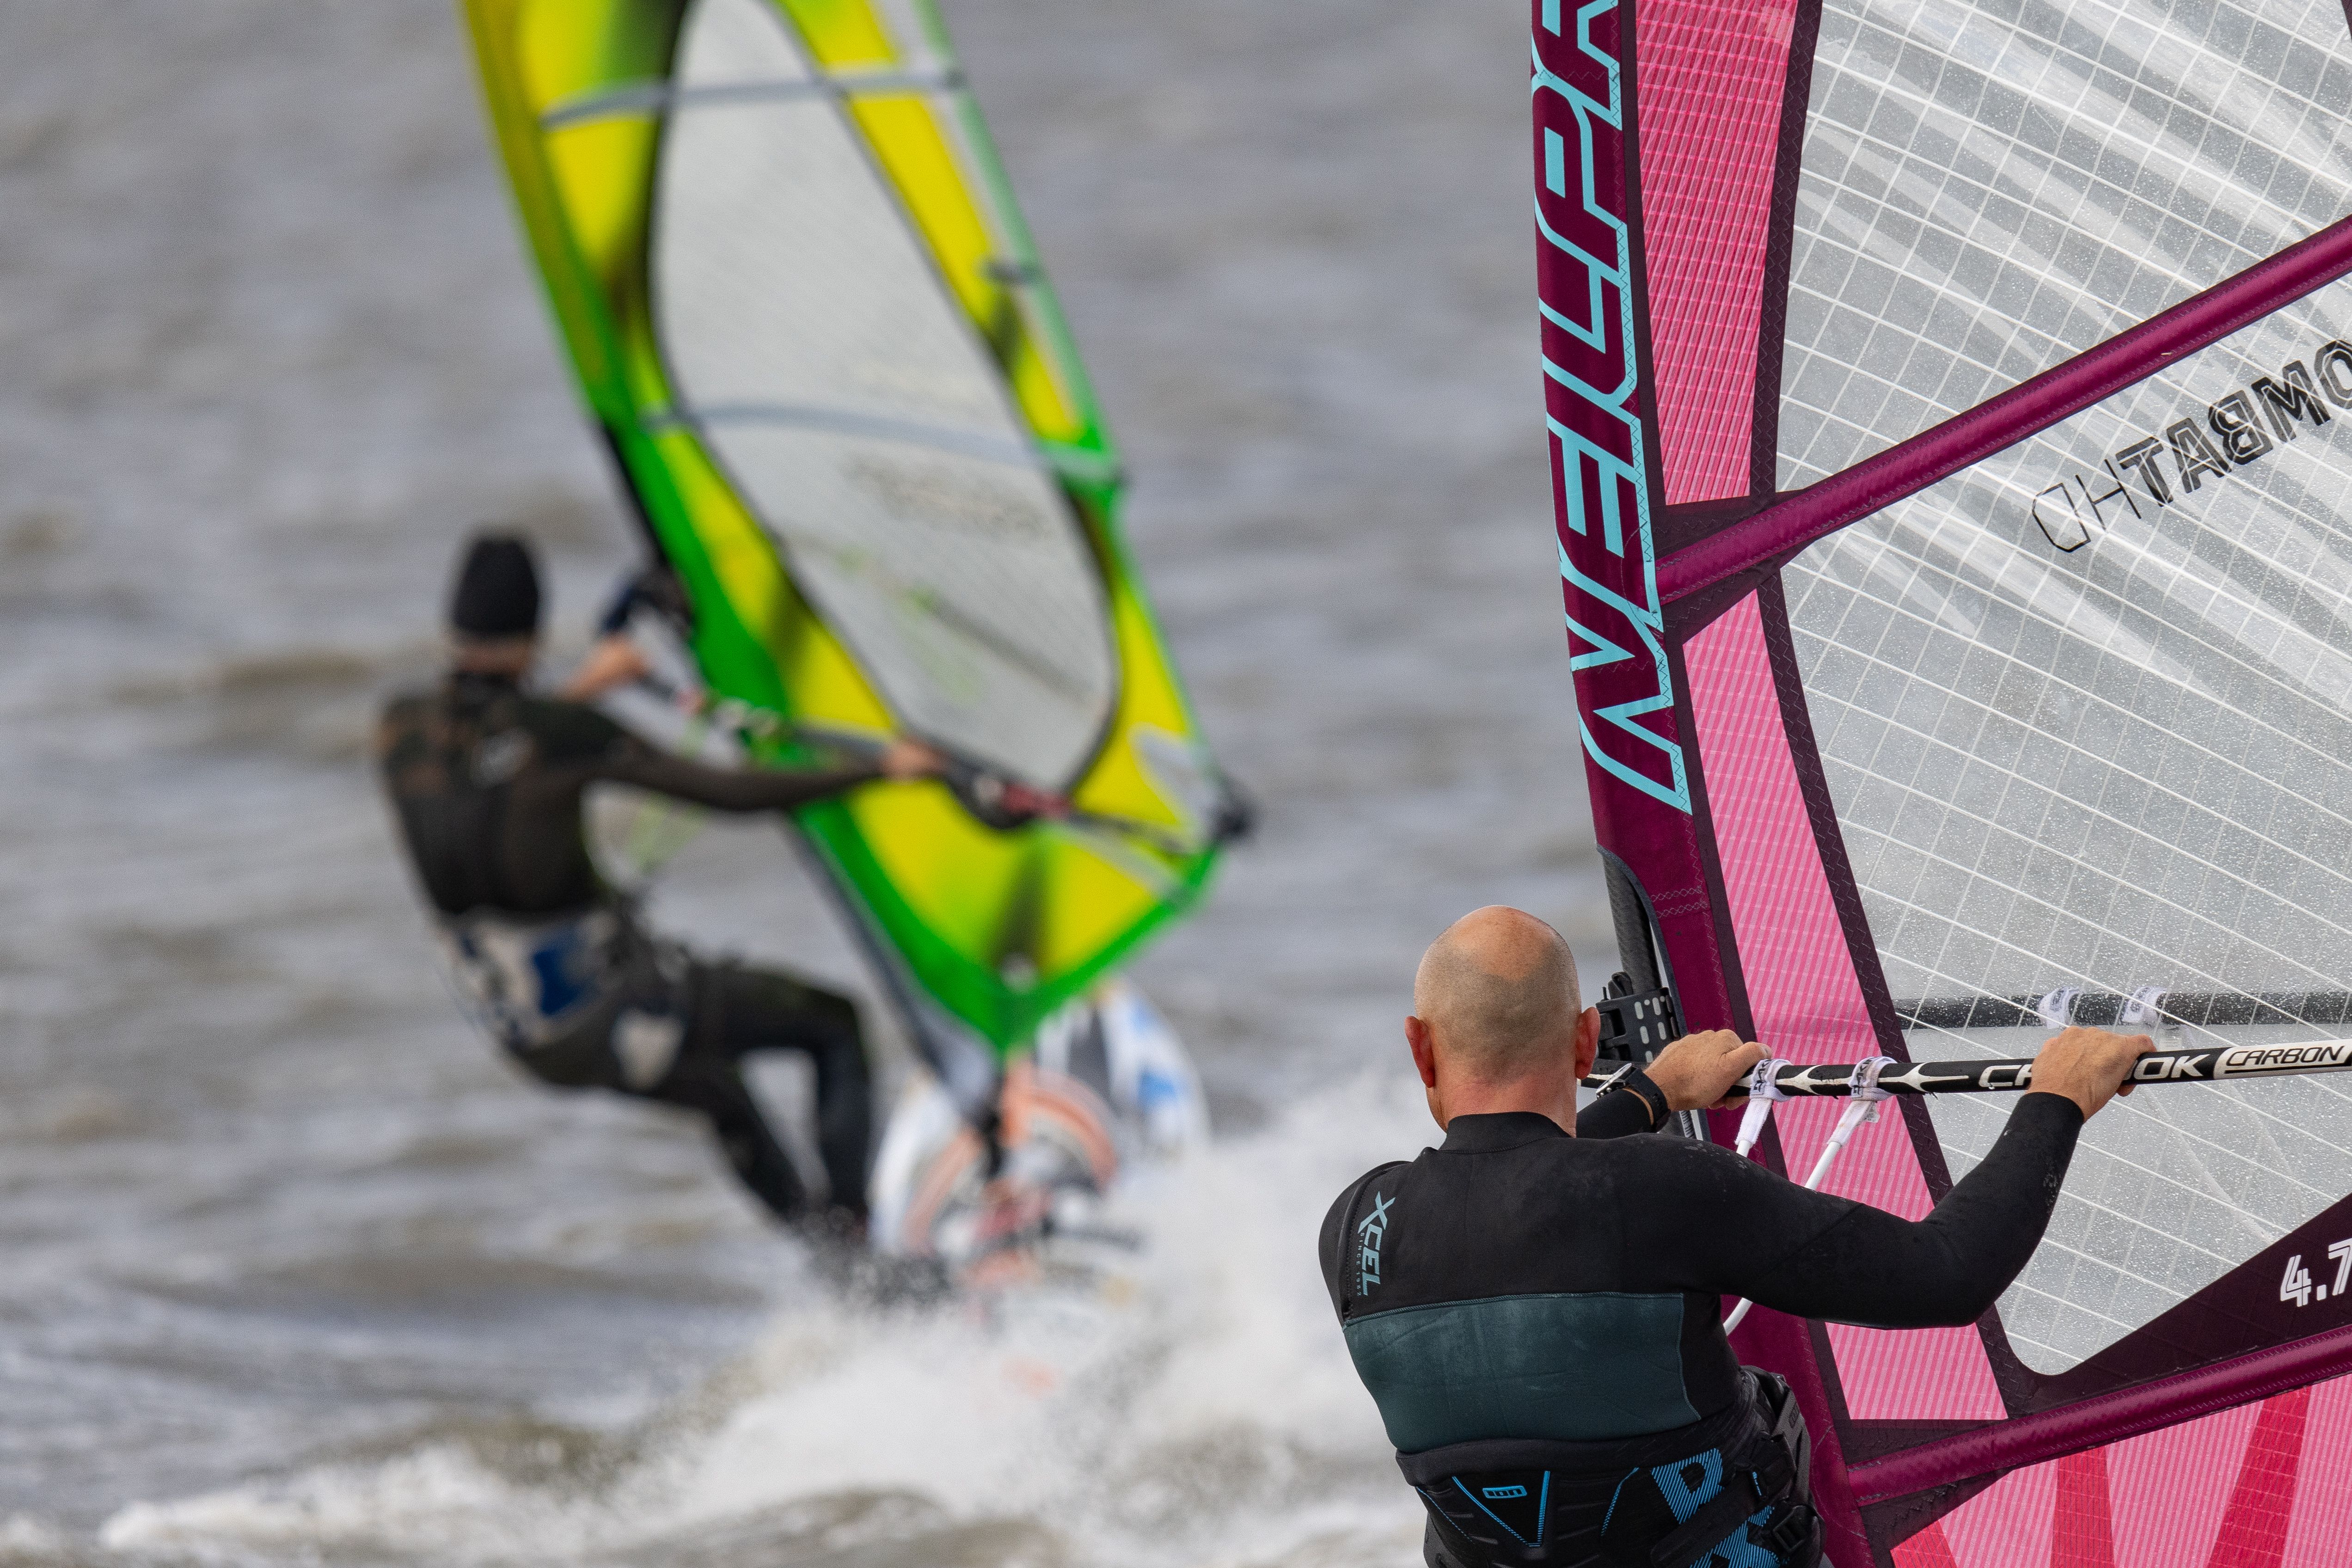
<box><xmin>2217</xmin><ymin>1041</ymin><xmax>2352</xmax><ymax>1074</ymax></box>
<box><xmin>2132</xmin><ymin>1053</ymin><xmax>2213</xmax><ymax>1082</ymax></box>
<box><xmin>1533</xmin><ymin>0</ymin><xmax>1690</xmax><ymax>813</ymax></box>
<box><xmin>472</xmin><ymin>729</ymin><xmax>532</xmax><ymax>785</ymax></box>
<box><xmin>2031</xmin><ymin>340</ymin><xmax>2352</xmax><ymax>553</ymax></box>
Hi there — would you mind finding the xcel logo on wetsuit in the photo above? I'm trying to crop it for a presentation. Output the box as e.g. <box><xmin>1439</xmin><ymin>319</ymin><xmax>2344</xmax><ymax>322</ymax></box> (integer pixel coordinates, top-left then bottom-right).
<box><xmin>1357</xmin><ymin>1192</ymin><xmax>1394</xmax><ymax>1295</ymax></box>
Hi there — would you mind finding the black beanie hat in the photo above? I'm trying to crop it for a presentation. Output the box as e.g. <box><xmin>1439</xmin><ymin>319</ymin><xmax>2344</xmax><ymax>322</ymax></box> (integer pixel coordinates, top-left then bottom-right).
<box><xmin>448</xmin><ymin>533</ymin><xmax>542</xmax><ymax>638</ymax></box>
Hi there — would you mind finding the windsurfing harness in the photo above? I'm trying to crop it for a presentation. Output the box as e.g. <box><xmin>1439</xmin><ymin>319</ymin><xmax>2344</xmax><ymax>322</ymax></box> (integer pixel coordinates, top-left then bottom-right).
<box><xmin>1319</xmin><ymin>1099</ymin><xmax>2084</xmax><ymax>1566</ymax></box>
<box><xmin>375</xmin><ymin>670</ymin><xmax>877</xmax><ymax>1047</ymax></box>
<box><xmin>1410</xmin><ymin>1368</ymin><xmax>1817</xmax><ymax>1568</ymax></box>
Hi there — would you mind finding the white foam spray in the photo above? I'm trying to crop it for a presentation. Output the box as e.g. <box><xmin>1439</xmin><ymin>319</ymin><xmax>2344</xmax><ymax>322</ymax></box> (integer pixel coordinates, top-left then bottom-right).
<box><xmin>94</xmin><ymin>1072</ymin><xmax>1440</xmax><ymax>1568</ymax></box>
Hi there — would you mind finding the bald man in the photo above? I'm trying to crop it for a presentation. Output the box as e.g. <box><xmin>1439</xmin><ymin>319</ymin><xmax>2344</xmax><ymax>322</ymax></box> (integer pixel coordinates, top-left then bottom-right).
<box><xmin>1321</xmin><ymin>906</ymin><xmax>2150</xmax><ymax>1568</ymax></box>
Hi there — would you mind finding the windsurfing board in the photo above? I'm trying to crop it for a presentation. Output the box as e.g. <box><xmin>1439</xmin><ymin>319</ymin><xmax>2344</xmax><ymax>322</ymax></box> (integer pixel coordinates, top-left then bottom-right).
<box><xmin>868</xmin><ymin>976</ymin><xmax>1207</xmax><ymax>1289</ymax></box>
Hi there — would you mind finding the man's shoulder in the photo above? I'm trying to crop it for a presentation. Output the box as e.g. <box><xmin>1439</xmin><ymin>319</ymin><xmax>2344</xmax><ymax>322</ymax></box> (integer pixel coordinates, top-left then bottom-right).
<box><xmin>373</xmin><ymin>686</ymin><xmax>624</xmax><ymax>762</ymax></box>
<box><xmin>1318</xmin><ymin>1158</ymin><xmax>1413</xmax><ymax>1300</ymax></box>
<box><xmin>374</xmin><ymin>687</ymin><xmax>441</xmax><ymax>761</ymax></box>
<box><xmin>1579</xmin><ymin>1127</ymin><xmax>1750</xmax><ymax>1167</ymax></box>
<box><xmin>1436</xmin><ymin>1121</ymin><xmax>1744</xmax><ymax>1168</ymax></box>
<box><xmin>378</xmin><ymin>686</ymin><xmax>436</xmax><ymax>721</ymax></box>
<box><xmin>1585</xmin><ymin>1126</ymin><xmax>1796</xmax><ymax>1212</ymax></box>
<box><xmin>1457</xmin><ymin>1124</ymin><xmax>1764</xmax><ymax>1213</ymax></box>
<box><xmin>1320</xmin><ymin>1159</ymin><xmax>1414</xmax><ymax>1247</ymax></box>
<box><xmin>511</xmin><ymin>694</ymin><xmax>626</xmax><ymax>758</ymax></box>
<box><xmin>1324</xmin><ymin>1158</ymin><xmax>1413</xmax><ymax>1221</ymax></box>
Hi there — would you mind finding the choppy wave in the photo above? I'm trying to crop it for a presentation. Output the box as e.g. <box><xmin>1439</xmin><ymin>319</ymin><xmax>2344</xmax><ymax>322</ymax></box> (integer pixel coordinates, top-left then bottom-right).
<box><xmin>0</xmin><ymin>0</ymin><xmax>1586</xmax><ymax>1558</ymax></box>
<box><xmin>72</xmin><ymin>1075</ymin><xmax>1433</xmax><ymax>1568</ymax></box>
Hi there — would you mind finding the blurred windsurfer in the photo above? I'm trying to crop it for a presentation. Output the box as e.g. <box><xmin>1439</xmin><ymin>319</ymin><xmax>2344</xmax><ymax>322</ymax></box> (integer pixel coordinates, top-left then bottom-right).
<box><xmin>1320</xmin><ymin>906</ymin><xmax>2152</xmax><ymax>1568</ymax></box>
<box><xmin>375</xmin><ymin>532</ymin><xmax>942</xmax><ymax>1244</ymax></box>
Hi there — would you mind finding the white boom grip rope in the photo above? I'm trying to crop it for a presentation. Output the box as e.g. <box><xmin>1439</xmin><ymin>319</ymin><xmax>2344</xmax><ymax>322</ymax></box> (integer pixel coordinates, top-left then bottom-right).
<box><xmin>1723</xmin><ymin>1056</ymin><xmax>1896</xmax><ymax>1334</ymax></box>
<box><xmin>1802</xmin><ymin>1055</ymin><xmax>1896</xmax><ymax>1188</ymax></box>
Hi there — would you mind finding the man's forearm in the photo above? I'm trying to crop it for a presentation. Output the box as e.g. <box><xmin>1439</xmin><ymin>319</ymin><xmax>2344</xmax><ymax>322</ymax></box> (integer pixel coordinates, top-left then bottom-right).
<box><xmin>1576</xmin><ymin>1082</ymin><xmax>1663</xmax><ymax>1139</ymax></box>
<box><xmin>603</xmin><ymin>743</ymin><xmax>881</xmax><ymax>812</ymax></box>
<box><xmin>1736</xmin><ymin>1093</ymin><xmax>2084</xmax><ymax>1327</ymax></box>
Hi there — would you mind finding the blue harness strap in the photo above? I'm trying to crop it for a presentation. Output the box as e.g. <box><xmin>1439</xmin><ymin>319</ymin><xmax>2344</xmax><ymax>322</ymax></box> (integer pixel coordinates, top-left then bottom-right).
<box><xmin>1408</xmin><ymin>1372</ymin><xmax>1821</xmax><ymax>1568</ymax></box>
<box><xmin>1599</xmin><ymin>1446</ymin><xmax>1789</xmax><ymax>1568</ymax></box>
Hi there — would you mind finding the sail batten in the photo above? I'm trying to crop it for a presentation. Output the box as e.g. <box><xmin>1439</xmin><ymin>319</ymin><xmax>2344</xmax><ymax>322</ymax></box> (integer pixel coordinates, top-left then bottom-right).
<box><xmin>651</xmin><ymin>402</ymin><xmax>1041</xmax><ymax>466</ymax></box>
<box><xmin>540</xmin><ymin>66</ymin><xmax>963</xmax><ymax>131</ymax></box>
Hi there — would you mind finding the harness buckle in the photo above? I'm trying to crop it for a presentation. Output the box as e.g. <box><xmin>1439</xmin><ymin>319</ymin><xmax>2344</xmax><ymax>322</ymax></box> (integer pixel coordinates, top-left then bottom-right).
<box><xmin>1749</xmin><ymin>1501</ymin><xmax>1820</xmax><ymax>1560</ymax></box>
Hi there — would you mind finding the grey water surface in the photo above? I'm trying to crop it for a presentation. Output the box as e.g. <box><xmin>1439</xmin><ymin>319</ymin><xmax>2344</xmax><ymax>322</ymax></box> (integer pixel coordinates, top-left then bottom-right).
<box><xmin>0</xmin><ymin>3</ymin><xmax>1603</xmax><ymax>1562</ymax></box>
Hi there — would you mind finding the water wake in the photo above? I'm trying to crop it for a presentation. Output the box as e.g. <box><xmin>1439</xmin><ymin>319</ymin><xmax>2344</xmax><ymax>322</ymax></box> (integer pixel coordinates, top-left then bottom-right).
<box><xmin>80</xmin><ymin>1074</ymin><xmax>1437</xmax><ymax>1568</ymax></box>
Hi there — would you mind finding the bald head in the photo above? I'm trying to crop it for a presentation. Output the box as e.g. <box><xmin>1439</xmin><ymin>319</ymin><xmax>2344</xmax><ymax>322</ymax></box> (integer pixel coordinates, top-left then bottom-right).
<box><xmin>1413</xmin><ymin>906</ymin><xmax>1582</xmax><ymax>1081</ymax></box>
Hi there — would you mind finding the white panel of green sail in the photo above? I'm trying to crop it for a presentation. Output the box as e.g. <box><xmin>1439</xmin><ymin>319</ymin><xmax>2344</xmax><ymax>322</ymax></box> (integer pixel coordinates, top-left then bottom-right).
<box><xmin>1783</xmin><ymin>276</ymin><xmax>2352</xmax><ymax>1373</ymax></box>
<box><xmin>1780</xmin><ymin>0</ymin><xmax>2352</xmax><ymax>489</ymax></box>
<box><xmin>653</xmin><ymin>0</ymin><xmax>1116</xmax><ymax>785</ymax></box>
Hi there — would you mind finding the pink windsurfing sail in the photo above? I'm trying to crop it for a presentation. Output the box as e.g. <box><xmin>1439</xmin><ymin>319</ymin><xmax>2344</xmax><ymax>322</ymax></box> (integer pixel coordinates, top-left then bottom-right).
<box><xmin>1536</xmin><ymin>0</ymin><xmax>2352</xmax><ymax>1562</ymax></box>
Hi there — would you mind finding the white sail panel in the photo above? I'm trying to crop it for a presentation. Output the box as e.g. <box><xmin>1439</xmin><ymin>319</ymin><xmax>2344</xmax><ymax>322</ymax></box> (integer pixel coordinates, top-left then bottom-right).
<box><xmin>1780</xmin><ymin>0</ymin><xmax>2352</xmax><ymax>489</ymax></box>
<box><xmin>1923</xmin><ymin>1024</ymin><xmax>2351</xmax><ymax>1373</ymax></box>
<box><xmin>652</xmin><ymin>0</ymin><xmax>1115</xmax><ymax>784</ymax></box>
<box><xmin>1783</xmin><ymin>276</ymin><xmax>2352</xmax><ymax>1372</ymax></box>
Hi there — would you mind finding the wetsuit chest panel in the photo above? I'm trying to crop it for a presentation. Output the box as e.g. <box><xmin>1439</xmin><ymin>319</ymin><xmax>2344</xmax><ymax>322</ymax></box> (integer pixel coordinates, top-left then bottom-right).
<box><xmin>1323</xmin><ymin>1121</ymin><xmax>1749</xmax><ymax>1441</ymax></box>
<box><xmin>1344</xmin><ymin>1291</ymin><xmax>1699</xmax><ymax>1450</ymax></box>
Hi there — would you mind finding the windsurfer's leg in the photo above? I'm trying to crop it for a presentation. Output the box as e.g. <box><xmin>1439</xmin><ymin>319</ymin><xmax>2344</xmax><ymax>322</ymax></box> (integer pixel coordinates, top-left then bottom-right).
<box><xmin>488</xmin><ymin>990</ymin><xmax>818</xmax><ymax>1222</ymax></box>
<box><xmin>683</xmin><ymin>962</ymin><xmax>874</xmax><ymax>1221</ymax></box>
<box><xmin>645</xmin><ymin>1050</ymin><xmax>814</xmax><ymax>1224</ymax></box>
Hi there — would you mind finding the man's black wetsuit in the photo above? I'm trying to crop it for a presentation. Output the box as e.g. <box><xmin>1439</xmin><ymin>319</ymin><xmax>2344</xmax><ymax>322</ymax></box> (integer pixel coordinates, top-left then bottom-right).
<box><xmin>1321</xmin><ymin>1090</ymin><xmax>2085</xmax><ymax>1568</ymax></box>
<box><xmin>377</xmin><ymin>669</ymin><xmax>882</xmax><ymax>1228</ymax></box>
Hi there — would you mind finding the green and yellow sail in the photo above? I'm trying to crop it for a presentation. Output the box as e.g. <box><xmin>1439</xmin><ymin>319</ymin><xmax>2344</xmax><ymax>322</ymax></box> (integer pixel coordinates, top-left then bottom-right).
<box><xmin>458</xmin><ymin>0</ymin><xmax>1237</xmax><ymax>1056</ymax></box>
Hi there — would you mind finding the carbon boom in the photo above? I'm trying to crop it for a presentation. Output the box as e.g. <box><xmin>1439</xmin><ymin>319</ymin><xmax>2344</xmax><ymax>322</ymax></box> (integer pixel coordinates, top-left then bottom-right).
<box><xmin>1585</xmin><ymin>1041</ymin><xmax>2352</xmax><ymax>1097</ymax></box>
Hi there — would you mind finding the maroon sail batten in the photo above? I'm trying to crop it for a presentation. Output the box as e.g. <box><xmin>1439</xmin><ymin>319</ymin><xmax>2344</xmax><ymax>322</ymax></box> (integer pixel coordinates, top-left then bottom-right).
<box><xmin>1850</xmin><ymin>1326</ymin><xmax>2352</xmax><ymax>1505</ymax></box>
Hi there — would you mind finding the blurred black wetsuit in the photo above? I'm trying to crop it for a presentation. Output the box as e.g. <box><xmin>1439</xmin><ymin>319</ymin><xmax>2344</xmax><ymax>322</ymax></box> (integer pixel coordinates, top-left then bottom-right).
<box><xmin>1321</xmin><ymin>1094</ymin><xmax>2086</xmax><ymax>1568</ymax></box>
<box><xmin>376</xmin><ymin>670</ymin><xmax>881</xmax><ymax>1228</ymax></box>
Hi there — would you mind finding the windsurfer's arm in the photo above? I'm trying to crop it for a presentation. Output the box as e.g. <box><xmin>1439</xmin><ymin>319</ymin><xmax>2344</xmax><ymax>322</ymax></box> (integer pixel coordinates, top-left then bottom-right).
<box><xmin>1681</xmin><ymin>1031</ymin><xmax>2149</xmax><ymax>1326</ymax></box>
<box><xmin>1690</xmin><ymin>1090</ymin><xmax>2086</xmax><ymax>1327</ymax></box>
<box><xmin>1576</xmin><ymin>1089</ymin><xmax>1660</xmax><ymax>1139</ymax></box>
<box><xmin>1578</xmin><ymin>1032</ymin><xmax>1765</xmax><ymax>1139</ymax></box>
<box><xmin>1692</xmin><ymin>1093</ymin><xmax>2082</xmax><ymax>1326</ymax></box>
<box><xmin>594</xmin><ymin>736</ymin><xmax>875</xmax><ymax>811</ymax></box>
<box><xmin>560</xmin><ymin>635</ymin><xmax>652</xmax><ymax>702</ymax></box>
<box><xmin>563</xmin><ymin>565</ymin><xmax>698</xmax><ymax>700</ymax></box>
<box><xmin>592</xmin><ymin>732</ymin><xmax>944</xmax><ymax>811</ymax></box>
